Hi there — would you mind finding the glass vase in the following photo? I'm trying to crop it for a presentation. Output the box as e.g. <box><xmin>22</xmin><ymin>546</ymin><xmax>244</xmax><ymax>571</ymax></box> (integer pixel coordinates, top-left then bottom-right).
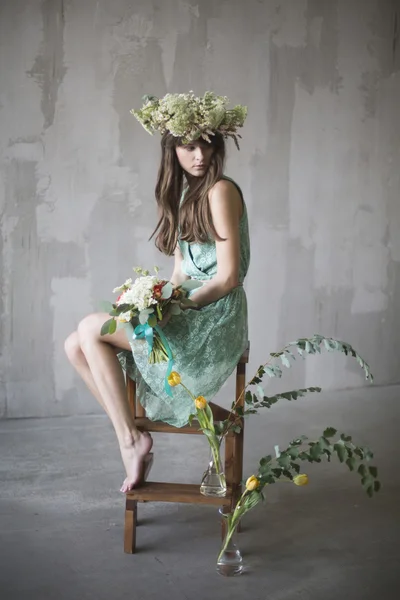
<box><xmin>216</xmin><ymin>510</ymin><xmax>243</xmax><ymax>576</ymax></box>
<box><xmin>200</xmin><ymin>444</ymin><xmax>227</xmax><ymax>497</ymax></box>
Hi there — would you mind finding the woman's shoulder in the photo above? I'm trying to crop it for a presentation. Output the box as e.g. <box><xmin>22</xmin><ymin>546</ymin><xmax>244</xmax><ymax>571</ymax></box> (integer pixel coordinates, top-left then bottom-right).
<box><xmin>209</xmin><ymin>176</ymin><xmax>243</xmax><ymax>200</ymax></box>
<box><xmin>208</xmin><ymin>177</ymin><xmax>244</xmax><ymax>218</ymax></box>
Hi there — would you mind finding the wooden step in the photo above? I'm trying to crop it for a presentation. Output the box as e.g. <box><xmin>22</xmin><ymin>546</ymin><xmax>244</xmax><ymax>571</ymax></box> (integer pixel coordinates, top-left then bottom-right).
<box><xmin>126</xmin><ymin>482</ymin><xmax>232</xmax><ymax>505</ymax></box>
<box><xmin>134</xmin><ymin>401</ymin><xmax>234</xmax><ymax>434</ymax></box>
<box><xmin>134</xmin><ymin>418</ymin><xmax>203</xmax><ymax>434</ymax></box>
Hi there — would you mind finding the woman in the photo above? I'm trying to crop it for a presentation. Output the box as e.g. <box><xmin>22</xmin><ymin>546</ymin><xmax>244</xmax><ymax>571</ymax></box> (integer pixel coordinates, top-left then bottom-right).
<box><xmin>65</xmin><ymin>92</ymin><xmax>250</xmax><ymax>492</ymax></box>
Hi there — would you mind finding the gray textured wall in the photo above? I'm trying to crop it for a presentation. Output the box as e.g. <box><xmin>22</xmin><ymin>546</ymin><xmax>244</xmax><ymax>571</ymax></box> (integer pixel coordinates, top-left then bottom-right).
<box><xmin>0</xmin><ymin>0</ymin><xmax>399</xmax><ymax>419</ymax></box>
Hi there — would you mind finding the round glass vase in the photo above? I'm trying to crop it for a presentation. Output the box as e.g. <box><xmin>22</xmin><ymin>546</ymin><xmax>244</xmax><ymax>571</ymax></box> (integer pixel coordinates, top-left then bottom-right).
<box><xmin>200</xmin><ymin>443</ymin><xmax>227</xmax><ymax>497</ymax></box>
<box><xmin>216</xmin><ymin>509</ymin><xmax>243</xmax><ymax>577</ymax></box>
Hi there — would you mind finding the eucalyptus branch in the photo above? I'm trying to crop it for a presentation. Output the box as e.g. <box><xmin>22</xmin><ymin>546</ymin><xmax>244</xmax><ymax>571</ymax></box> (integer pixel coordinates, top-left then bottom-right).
<box><xmin>255</xmin><ymin>428</ymin><xmax>380</xmax><ymax>498</ymax></box>
<box><xmin>218</xmin><ymin>335</ymin><xmax>373</xmax><ymax>438</ymax></box>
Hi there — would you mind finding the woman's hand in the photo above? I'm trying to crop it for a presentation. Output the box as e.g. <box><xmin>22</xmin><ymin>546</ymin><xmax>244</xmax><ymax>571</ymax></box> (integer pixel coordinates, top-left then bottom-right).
<box><xmin>157</xmin><ymin>312</ymin><xmax>172</xmax><ymax>329</ymax></box>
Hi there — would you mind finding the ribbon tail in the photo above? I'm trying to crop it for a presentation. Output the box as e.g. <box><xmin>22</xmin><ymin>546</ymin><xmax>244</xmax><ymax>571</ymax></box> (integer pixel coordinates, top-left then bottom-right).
<box><xmin>155</xmin><ymin>325</ymin><xmax>174</xmax><ymax>397</ymax></box>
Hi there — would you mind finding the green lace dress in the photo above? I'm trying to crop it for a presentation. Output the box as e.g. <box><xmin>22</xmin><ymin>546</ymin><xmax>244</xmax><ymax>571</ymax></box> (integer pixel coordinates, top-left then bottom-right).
<box><xmin>118</xmin><ymin>176</ymin><xmax>250</xmax><ymax>427</ymax></box>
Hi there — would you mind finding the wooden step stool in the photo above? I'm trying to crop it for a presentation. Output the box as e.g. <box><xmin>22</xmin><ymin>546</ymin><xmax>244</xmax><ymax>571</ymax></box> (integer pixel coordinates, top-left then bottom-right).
<box><xmin>124</xmin><ymin>342</ymin><xmax>249</xmax><ymax>553</ymax></box>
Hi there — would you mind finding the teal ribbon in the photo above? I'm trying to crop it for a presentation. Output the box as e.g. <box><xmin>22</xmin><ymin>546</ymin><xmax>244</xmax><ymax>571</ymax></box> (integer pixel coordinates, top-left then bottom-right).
<box><xmin>155</xmin><ymin>325</ymin><xmax>174</xmax><ymax>397</ymax></box>
<box><xmin>133</xmin><ymin>321</ymin><xmax>174</xmax><ymax>398</ymax></box>
<box><xmin>133</xmin><ymin>322</ymin><xmax>154</xmax><ymax>356</ymax></box>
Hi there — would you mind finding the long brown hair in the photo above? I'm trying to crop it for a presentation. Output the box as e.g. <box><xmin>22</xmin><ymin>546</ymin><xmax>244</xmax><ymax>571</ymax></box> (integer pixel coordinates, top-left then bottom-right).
<box><xmin>150</xmin><ymin>132</ymin><xmax>226</xmax><ymax>255</ymax></box>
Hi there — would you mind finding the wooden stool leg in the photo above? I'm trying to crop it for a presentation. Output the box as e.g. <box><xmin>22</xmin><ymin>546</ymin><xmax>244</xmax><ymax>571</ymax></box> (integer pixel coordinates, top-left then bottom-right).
<box><xmin>232</xmin><ymin>358</ymin><xmax>246</xmax><ymax>532</ymax></box>
<box><xmin>124</xmin><ymin>500</ymin><xmax>137</xmax><ymax>554</ymax></box>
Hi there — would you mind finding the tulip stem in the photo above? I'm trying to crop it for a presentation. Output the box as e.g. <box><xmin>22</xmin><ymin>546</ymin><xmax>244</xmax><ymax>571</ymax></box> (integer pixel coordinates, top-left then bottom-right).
<box><xmin>179</xmin><ymin>382</ymin><xmax>196</xmax><ymax>401</ymax></box>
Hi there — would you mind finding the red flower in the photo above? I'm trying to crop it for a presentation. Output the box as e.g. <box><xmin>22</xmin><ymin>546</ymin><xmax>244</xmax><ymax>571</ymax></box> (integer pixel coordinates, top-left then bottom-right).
<box><xmin>153</xmin><ymin>283</ymin><xmax>164</xmax><ymax>300</ymax></box>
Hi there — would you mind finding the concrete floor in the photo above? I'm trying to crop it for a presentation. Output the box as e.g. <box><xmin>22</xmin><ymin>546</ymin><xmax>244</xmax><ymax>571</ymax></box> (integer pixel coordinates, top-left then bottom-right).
<box><xmin>0</xmin><ymin>384</ymin><xmax>399</xmax><ymax>600</ymax></box>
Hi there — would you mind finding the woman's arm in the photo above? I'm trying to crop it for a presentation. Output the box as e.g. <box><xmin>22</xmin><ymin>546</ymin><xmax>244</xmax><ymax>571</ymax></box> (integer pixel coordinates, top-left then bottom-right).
<box><xmin>188</xmin><ymin>179</ymin><xmax>242</xmax><ymax>308</ymax></box>
<box><xmin>170</xmin><ymin>244</ymin><xmax>190</xmax><ymax>287</ymax></box>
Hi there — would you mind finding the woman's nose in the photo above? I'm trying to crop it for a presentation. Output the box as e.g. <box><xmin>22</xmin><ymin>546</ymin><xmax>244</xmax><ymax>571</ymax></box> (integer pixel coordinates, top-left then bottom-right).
<box><xmin>194</xmin><ymin>148</ymin><xmax>205</xmax><ymax>162</ymax></box>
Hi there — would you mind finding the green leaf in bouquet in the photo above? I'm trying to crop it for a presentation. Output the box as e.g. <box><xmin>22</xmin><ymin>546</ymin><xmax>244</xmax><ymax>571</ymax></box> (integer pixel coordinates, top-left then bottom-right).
<box><xmin>147</xmin><ymin>314</ymin><xmax>157</xmax><ymax>328</ymax></box>
<box><xmin>100</xmin><ymin>318</ymin><xmax>116</xmax><ymax>336</ymax></box>
<box><xmin>179</xmin><ymin>297</ymin><xmax>199</xmax><ymax>308</ymax></box>
<box><xmin>169</xmin><ymin>302</ymin><xmax>182</xmax><ymax>315</ymax></box>
<box><xmin>161</xmin><ymin>282</ymin><xmax>173</xmax><ymax>299</ymax></box>
<box><xmin>179</xmin><ymin>279</ymin><xmax>204</xmax><ymax>292</ymax></box>
<box><xmin>98</xmin><ymin>300</ymin><xmax>114</xmax><ymax>313</ymax></box>
<box><xmin>156</xmin><ymin>304</ymin><xmax>162</xmax><ymax>320</ymax></box>
<box><xmin>280</xmin><ymin>354</ymin><xmax>291</xmax><ymax>368</ymax></box>
<box><xmin>115</xmin><ymin>303</ymin><xmax>131</xmax><ymax>313</ymax></box>
<box><xmin>188</xmin><ymin>413</ymin><xmax>195</xmax><ymax>426</ymax></box>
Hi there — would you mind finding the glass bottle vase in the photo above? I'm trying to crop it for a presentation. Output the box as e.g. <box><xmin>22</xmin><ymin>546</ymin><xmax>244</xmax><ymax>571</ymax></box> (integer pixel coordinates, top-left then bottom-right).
<box><xmin>200</xmin><ymin>444</ymin><xmax>227</xmax><ymax>497</ymax></box>
<box><xmin>216</xmin><ymin>510</ymin><xmax>243</xmax><ymax>576</ymax></box>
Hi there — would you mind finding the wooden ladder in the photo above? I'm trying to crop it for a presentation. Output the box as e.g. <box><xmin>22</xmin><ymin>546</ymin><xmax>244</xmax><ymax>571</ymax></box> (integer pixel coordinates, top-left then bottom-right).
<box><xmin>124</xmin><ymin>342</ymin><xmax>249</xmax><ymax>553</ymax></box>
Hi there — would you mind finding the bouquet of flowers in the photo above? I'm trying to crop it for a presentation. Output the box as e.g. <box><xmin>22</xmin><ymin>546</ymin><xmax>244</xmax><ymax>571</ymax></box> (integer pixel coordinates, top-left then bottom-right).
<box><xmin>101</xmin><ymin>266</ymin><xmax>198</xmax><ymax>364</ymax></box>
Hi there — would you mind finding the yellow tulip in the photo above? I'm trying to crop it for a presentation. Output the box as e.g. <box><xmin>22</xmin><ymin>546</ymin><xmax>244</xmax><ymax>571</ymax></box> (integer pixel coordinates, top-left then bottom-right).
<box><xmin>293</xmin><ymin>474</ymin><xmax>309</xmax><ymax>486</ymax></box>
<box><xmin>167</xmin><ymin>371</ymin><xmax>181</xmax><ymax>387</ymax></box>
<box><xmin>246</xmin><ymin>475</ymin><xmax>260</xmax><ymax>491</ymax></box>
<box><xmin>195</xmin><ymin>396</ymin><xmax>208</xmax><ymax>410</ymax></box>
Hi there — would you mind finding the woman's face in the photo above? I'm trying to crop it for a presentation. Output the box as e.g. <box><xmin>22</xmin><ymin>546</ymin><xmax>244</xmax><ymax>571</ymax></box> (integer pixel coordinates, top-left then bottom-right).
<box><xmin>175</xmin><ymin>140</ymin><xmax>214</xmax><ymax>177</ymax></box>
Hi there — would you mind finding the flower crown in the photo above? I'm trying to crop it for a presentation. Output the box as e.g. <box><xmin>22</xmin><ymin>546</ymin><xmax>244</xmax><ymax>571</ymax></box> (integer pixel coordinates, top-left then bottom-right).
<box><xmin>130</xmin><ymin>91</ymin><xmax>247</xmax><ymax>149</ymax></box>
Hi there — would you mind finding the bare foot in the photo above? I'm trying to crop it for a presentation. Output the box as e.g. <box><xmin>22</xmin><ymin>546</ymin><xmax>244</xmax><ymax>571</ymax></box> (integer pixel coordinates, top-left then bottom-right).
<box><xmin>119</xmin><ymin>432</ymin><xmax>153</xmax><ymax>493</ymax></box>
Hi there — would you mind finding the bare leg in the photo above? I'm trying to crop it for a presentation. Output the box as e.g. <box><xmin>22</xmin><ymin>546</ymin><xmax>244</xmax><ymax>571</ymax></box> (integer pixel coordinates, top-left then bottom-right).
<box><xmin>64</xmin><ymin>331</ymin><xmax>112</xmax><ymax>417</ymax></box>
<box><xmin>65</xmin><ymin>313</ymin><xmax>152</xmax><ymax>491</ymax></box>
